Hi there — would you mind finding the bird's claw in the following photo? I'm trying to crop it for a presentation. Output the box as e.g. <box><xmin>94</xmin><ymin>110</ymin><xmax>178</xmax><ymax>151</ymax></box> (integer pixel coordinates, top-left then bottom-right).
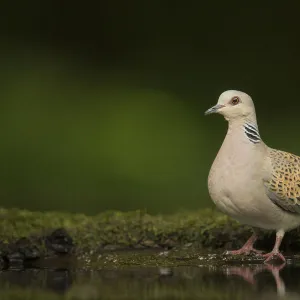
<box><xmin>262</xmin><ymin>251</ymin><xmax>286</xmax><ymax>264</ymax></box>
<box><xmin>224</xmin><ymin>247</ymin><xmax>263</xmax><ymax>256</ymax></box>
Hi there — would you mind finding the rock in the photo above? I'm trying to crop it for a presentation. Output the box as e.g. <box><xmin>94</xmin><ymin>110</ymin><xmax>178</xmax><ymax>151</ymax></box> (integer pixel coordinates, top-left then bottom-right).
<box><xmin>184</xmin><ymin>243</ymin><xmax>193</xmax><ymax>248</ymax></box>
<box><xmin>103</xmin><ymin>244</ymin><xmax>122</xmax><ymax>251</ymax></box>
<box><xmin>141</xmin><ymin>240</ymin><xmax>160</xmax><ymax>248</ymax></box>
<box><xmin>46</xmin><ymin>228</ymin><xmax>74</xmax><ymax>254</ymax></box>
<box><xmin>15</xmin><ymin>237</ymin><xmax>40</xmax><ymax>260</ymax></box>
<box><xmin>0</xmin><ymin>256</ymin><xmax>6</xmax><ymax>269</ymax></box>
<box><xmin>133</xmin><ymin>244</ymin><xmax>146</xmax><ymax>249</ymax></box>
<box><xmin>7</xmin><ymin>251</ymin><xmax>24</xmax><ymax>267</ymax></box>
<box><xmin>161</xmin><ymin>239</ymin><xmax>177</xmax><ymax>248</ymax></box>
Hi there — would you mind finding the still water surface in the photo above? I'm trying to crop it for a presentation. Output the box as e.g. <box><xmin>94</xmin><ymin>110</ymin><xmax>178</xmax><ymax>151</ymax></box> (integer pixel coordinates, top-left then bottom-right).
<box><xmin>1</xmin><ymin>261</ymin><xmax>300</xmax><ymax>299</ymax></box>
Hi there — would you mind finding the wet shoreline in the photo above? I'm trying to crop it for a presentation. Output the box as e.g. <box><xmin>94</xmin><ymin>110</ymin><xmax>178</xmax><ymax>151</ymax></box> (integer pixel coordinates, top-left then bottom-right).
<box><xmin>1</xmin><ymin>252</ymin><xmax>300</xmax><ymax>299</ymax></box>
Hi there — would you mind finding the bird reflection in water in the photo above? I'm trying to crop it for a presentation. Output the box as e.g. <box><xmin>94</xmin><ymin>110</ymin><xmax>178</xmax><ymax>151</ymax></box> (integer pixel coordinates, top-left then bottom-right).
<box><xmin>224</xmin><ymin>263</ymin><xmax>286</xmax><ymax>297</ymax></box>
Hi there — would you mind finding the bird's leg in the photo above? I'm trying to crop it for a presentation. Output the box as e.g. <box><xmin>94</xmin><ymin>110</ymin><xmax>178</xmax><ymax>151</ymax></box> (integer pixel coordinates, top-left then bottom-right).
<box><xmin>262</xmin><ymin>230</ymin><xmax>286</xmax><ymax>263</ymax></box>
<box><xmin>225</xmin><ymin>233</ymin><xmax>263</xmax><ymax>255</ymax></box>
<box><xmin>264</xmin><ymin>262</ymin><xmax>286</xmax><ymax>296</ymax></box>
<box><xmin>225</xmin><ymin>263</ymin><xmax>286</xmax><ymax>296</ymax></box>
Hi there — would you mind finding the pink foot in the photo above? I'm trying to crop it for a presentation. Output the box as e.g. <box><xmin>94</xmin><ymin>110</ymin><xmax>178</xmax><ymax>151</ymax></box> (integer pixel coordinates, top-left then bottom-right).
<box><xmin>251</xmin><ymin>248</ymin><xmax>264</xmax><ymax>255</ymax></box>
<box><xmin>223</xmin><ymin>233</ymin><xmax>263</xmax><ymax>256</ymax></box>
<box><xmin>262</xmin><ymin>251</ymin><xmax>286</xmax><ymax>264</ymax></box>
<box><xmin>225</xmin><ymin>246</ymin><xmax>263</xmax><ymax>256</ymax></box>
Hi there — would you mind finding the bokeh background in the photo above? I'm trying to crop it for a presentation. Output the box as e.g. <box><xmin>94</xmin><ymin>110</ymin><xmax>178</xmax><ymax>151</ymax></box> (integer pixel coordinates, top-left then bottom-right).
<box><xmin>1</xmin><ymin>1</ymin><xmax>300</xmax><ymax>214</ymax></box>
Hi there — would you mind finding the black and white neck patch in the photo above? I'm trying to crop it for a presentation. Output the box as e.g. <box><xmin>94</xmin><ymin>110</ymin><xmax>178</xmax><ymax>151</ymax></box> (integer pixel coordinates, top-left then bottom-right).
<box><xmin>243</xmin><ymin>123</ymin><xmax>261</xmax><ymax>144</ymax></box>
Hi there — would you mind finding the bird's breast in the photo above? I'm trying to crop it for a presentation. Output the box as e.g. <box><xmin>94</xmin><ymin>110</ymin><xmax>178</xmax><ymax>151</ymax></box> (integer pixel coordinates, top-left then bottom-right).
<box><xmin>207</xmin><ymin>139</ymin><xmax>266</xmax><ymax>218</ymax></box>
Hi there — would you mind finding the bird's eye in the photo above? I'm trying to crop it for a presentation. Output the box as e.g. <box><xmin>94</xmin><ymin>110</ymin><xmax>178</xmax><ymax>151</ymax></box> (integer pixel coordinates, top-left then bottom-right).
<box><xmin>230</xmin><ymin>96</ymin><xmax>240</xmax><ymax>105</ymax></box>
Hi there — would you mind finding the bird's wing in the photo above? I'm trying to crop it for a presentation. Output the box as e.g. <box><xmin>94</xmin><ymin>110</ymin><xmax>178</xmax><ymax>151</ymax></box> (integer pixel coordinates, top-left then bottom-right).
<box><xmin>264</xmin><ymin>149</ymin><xmax>300</xmax><ymax>214</ymax></box>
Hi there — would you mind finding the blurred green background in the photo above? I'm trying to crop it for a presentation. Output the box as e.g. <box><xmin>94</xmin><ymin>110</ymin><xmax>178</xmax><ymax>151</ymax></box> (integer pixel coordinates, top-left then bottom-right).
<box><xmin>1</xmin><ymin>1</ymin><xmax>300</xmax><ymax>214</ymax></box>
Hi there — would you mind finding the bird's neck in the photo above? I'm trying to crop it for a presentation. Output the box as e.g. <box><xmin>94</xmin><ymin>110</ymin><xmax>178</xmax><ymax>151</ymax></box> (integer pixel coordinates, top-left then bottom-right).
<box><xmin>227</xmin><ymin>117</ymin><xmax>262</xmax><ymax>144</ymax></box>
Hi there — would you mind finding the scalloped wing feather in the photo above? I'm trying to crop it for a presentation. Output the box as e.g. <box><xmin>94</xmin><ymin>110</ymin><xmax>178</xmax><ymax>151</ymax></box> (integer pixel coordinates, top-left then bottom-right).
<box><xmin>264</xmin><ymin>149</ymin><xmax>300</xmax><ymax>214</ymax></box>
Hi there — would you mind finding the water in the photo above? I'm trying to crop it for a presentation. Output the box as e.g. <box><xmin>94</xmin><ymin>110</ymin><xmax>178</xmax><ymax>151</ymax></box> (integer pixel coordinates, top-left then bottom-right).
<box><xmin>1</xmin><ymin>261</ymin><xmax>300</xmax><ymax>299</ymax></box>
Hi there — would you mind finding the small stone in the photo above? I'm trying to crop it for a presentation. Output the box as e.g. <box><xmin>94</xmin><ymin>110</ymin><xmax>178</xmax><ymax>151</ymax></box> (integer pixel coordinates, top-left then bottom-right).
<box><xmin>141</xmin><ymin>240</ymin><xmax>159</xmax><ymax>248</ymax></box>
<box><xmin>46</xmin><ymin>228</ymin><xmax>74</xmax><ymax>254</ymax></box>
<box><xmin>7</xmin><ymin>252</ymin><xmax>24</xmax><ymax>266</ymax></box>
<box><xmin>103</xmin><ymin>244</ymin><xmax>121</xmax><ymax>251</ymax></box>
<box><xmin>0</xmin><ymin>257</ymin><xmax>6</xmax><ymax>269</ymax></box>
<box><xmin>21</xmin><ymin>246</ymin><xmax>40</xmax><ymax>260</ymax></box>
<box><xmin>163</xmin><ymin>239</ymin><xmax>177</xmax><ymax>248</ymax></box>
<box><xmin>16</xmin><ymin>238</ymin><xmax>40</xmax><ymax>260</ymax></box>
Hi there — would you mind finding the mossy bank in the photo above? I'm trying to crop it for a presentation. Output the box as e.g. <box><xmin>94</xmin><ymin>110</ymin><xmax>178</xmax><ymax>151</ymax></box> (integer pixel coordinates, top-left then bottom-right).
<box><xmin>1</xmin><ymin>207</ymin><xmax>300</xmax><ymax>269</ymax></box>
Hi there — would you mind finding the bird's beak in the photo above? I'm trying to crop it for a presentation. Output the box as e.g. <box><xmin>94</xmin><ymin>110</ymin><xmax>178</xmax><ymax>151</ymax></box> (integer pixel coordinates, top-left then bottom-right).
<box><xmin>204</xmin><ymin>104</ymin><xmax>225</xmax><ymax>115</ymax></box>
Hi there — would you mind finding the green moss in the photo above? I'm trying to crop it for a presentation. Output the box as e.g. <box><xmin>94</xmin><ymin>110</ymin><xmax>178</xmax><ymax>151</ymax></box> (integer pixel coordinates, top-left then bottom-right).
<box><xmin>0</xmin><ymin>207</ymin><xmax>299</xmax><ymax>257</ymax></box>
<box><xmin>0</xmin><ymin>208</ymin><xmax>241</xmax><ymax>250</ymax></box>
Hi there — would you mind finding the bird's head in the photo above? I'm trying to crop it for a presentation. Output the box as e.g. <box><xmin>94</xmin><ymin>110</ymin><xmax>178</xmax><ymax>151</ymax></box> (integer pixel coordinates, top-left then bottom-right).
<box><xmin>205</xmin><ymin>90</ymin><xmax>256</xmax><ymax>121</ymax></box>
